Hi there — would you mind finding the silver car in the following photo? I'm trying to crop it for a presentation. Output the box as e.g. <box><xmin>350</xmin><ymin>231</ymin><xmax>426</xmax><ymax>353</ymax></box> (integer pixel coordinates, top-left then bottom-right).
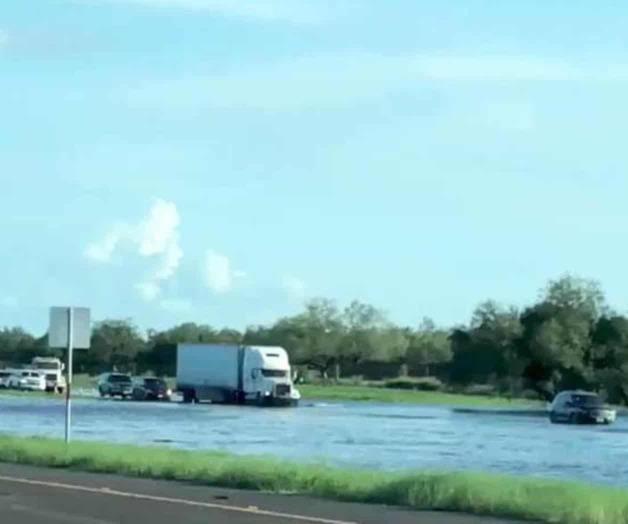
<box><xmin>549</xmin><ymin>390</ymin><xmax>616</xmax><ymax>425</ymax></box>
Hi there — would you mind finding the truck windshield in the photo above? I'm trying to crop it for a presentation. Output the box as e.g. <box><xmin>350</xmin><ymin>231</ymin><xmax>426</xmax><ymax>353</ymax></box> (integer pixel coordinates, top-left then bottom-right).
<box><xmin>261</xmin><ymin>369</ymin><xmax>287</xmax><ymax>378</ymax></box>
<box><xmin>34</xmin><ymin>363</ymin><xmax>59</xmax><ymax>370</ymax></box>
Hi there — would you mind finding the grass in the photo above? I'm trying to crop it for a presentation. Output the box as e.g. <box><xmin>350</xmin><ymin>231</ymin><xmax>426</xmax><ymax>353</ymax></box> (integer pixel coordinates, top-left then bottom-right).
<box><xmin>298</xmin><ymin>384</ymin><xmax>540</xmax><ymax>408</ymax></box>
<box><xmin>0</xmin><ymin>435</ymin><xmax>627</xmax><ymax>524</ymax></box>
<box><xmin>2</xmin><ymin>376</ymin><xmax>542</xmax><ymax>408</ymax></box>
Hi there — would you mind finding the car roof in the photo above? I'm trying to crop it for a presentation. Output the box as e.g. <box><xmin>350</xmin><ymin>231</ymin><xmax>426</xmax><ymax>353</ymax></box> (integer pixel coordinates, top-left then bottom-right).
<box><xmin>557</xmin><ymin>390</ymin><xmax>597</xmax><ymax>397</ymax></box>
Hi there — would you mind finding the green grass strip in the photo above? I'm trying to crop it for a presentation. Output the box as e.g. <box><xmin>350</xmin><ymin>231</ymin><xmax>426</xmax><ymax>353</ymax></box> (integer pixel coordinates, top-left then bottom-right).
<box><xmin>0</xmin><ymin>435</ymin><xmax>627</xmax><ymax>523</ymax></box>
<box><xmin>298</xmin><ymin>384</ymin><xmax>538</xmax><ymax>408</ymax></box>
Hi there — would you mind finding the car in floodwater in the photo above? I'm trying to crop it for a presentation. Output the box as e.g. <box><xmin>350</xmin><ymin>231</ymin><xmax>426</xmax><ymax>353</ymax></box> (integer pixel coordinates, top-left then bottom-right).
<box><xmin>97</xmin><ymin>373</ymin><xmax>133</xmax><ymax>399</ymax></box>
<box><xmin>0</xmin><ymin>370</ymin><xmax>12</xmax><ymax>388</ymax></box>
<box><xmin>549</xmin><ymin>390</ymin><xmax>616</xmax><ymax>425</ymax></box>
<box><xmin>132</xmin><ymin>377</ymin><xmax>172</xmax><ymax>401</ymax></box>
<box><xmin>8</xmin><ymin>370</ymin><xmax>47</xmax><ymax>391</ymax></box>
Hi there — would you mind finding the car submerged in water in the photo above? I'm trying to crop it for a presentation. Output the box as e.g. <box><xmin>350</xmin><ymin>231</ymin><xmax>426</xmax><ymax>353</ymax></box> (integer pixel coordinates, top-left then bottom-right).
<box><xmin>132</xmin><ymin>377</ymin><xmax>171</xmax><ymax>401</ymax></box>
<box><xmin>549</xmin><ymin>390</ymin><xmax>616</xmax><ymax>425</ymax></box>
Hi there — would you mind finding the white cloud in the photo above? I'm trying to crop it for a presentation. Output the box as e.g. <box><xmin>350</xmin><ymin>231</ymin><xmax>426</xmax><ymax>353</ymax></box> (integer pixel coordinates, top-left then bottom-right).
<box><xmin>203</xmin><ymin>250</ymin><xmax>245</xmax><ymax>294</ymax></box>
<box><xmin>84</xmin><ymin>226</ymin><xmax>125</xmax><ymax>262</ymax></box>
<box><xmin>137</xmin><ymin>199</ymin><xmax>180</xmax><ymax>256</ymax></box>
<box><xmin>80</xmin><ymin>0</ymin><xmax>334</xmax><ymax>24</ymax></box>
<box><xmin>85</xmin><ymin>199</ymin><xmax>183</xmax><ymax>301</ymax></box>
<box><xmin>282</xmin><ymin>275</ymin><xmax>307</xmax><ymax>301</ymax></box>
<box><xmin>122</xmin><ymin>53</ymin><xmax>628</xmax><ymax>113</ymax></box>
<box><xmin>135</xmin><ymin>281</ymin><xmax>161</xmax><ymax>301</ymax></box>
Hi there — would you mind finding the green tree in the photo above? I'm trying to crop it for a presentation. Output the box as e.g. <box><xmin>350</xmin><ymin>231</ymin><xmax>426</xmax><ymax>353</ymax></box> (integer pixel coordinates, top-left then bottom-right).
<box><xmin>0</xmin><ymin>327</ymin><xmax>42</xmax><ymax>365</ymax></box>
<box><xmin>450</xmin><ymin>301</ymin><xmax>521</xmax><ymax>388</ymax></box>
<box><xmin>340</xmin><ymin>301</ymin><xmax>390</xmax><ymax>365</ymax></box>
<box><xmin>406</xmin><ymin>317</ymin><xmax>451</xmax><ymax>376</ymax></box>
<box><xmin>591</xmin><ymin>315</ymin><xmax>628</xmax><ymax>404</ymax></box>
<box><xmin>82</xmin><ymin>320</ymin><xmax>145</xmax><ymax>374</ymax></box>
<box><xmin>517</xmin><ymin>276</ymin><xmax>604</xmax><ymax>399</ymax></box>
<box><xmin>295</xmin><ymin>298</ymin><xmax>344</xmax><ymax>379</ymax></box>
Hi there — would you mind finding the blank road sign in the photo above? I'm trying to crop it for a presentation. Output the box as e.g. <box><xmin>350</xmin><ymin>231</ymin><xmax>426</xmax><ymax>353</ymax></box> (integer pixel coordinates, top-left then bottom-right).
<box><xmin>49</xmin><ymin>307</ymin><xmax>91</xmax><ymax>349</ymax></box>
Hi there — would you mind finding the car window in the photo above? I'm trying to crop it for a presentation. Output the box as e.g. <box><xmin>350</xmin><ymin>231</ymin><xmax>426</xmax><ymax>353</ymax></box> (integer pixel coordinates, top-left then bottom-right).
<box><xmin>572</xmin><ymin>394</ymin><xmax>602</xmax><ymax>407</ymax></box>
<box><xmin>109</xmin><ymin>374</ymin><xmax>131</xmax><ymax>383</ymax></box>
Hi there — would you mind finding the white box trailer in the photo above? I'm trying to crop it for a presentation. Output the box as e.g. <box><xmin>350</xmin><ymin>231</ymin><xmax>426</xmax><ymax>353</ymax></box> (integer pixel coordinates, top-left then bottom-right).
<box><xmin>176</xmin><ymin>344</ymin><xmax>300</xmax><ymax>407</ymax></box>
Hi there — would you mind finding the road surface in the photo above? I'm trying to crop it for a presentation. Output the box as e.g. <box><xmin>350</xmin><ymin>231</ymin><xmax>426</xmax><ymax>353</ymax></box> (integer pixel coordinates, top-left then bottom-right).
<box><xmin>0</xmin><ymin>464</ymin><xmax>528</xmax><ymax>524</ymax></box>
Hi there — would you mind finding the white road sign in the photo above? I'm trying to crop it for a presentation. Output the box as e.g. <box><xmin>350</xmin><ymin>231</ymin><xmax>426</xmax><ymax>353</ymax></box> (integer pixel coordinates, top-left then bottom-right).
<box><xmin>49</xmin><ymin>307</ymin><xmax>91</xmax><ymax>349</ymax></box>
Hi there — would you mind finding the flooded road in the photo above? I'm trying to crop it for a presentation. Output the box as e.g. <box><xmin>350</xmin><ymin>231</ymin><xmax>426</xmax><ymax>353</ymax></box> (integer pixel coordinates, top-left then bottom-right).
<box><xmin>1</xmin><ymin>395</ymin><xmax>627</xmax><ymax>487</ymax></box>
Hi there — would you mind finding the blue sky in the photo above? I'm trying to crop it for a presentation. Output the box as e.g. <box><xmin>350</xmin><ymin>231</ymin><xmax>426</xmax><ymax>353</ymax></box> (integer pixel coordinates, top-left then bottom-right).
<box><xmin>2</xmin><ymin>1</ymin><xmax>628</xmax><ymax>335</ymax></box>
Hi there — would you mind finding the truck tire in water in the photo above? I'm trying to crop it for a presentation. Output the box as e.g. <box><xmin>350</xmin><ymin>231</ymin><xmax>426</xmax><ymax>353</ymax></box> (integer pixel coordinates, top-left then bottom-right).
<box><xmin>182</xmin><ymin>389</ymin><xmax>196</xmax><ymax>404</ymax></box>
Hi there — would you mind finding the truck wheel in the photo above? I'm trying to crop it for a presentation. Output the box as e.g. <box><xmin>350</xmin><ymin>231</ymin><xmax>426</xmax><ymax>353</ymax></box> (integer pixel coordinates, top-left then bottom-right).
<box><xmin>183</xmin><ymin>389</ymin><xmax>196</xmax><ymax>404</ymax></box>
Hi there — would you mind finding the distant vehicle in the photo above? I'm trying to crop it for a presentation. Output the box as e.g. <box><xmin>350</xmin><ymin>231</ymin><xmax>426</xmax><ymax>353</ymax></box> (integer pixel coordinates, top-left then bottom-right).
<box><xmin>549</xmin><ymin>390</ymin><xmax>616</xmax><ymax>425</ymax></box>
<box><xmin>31</xmin><ymin>357</ymin><xmax>66</xmax><ymax>393</ymax></box>
<box><xmin>8</xmin><ymin>370</ymin><xmax>46</xmax><ymax>391</ymax></box>
<box><xmin>176</xmin><ymin>344</ymin><xmax>300</xmax><ymax>407</ymax></box>
<box><xmin>97</xmin><ymin>373</ymin><xmax>133</xmax><ymax>398</ymax></box>
<box><xmin>132</xmin><ymin>377</ymin><xmax>171</xmax><ymax>401</ymax></box>
<box><xmin>0</xmin><ymin>370</ymin><xmax>12</xmax><ymax>388</ymax></box>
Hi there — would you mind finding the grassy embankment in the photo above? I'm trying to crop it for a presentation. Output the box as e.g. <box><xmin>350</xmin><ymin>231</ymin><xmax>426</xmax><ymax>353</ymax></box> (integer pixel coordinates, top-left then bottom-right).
<box><xmin>0</xmin><ymin>374</ymin><xmax>540</xmax><ymax>408</ymax></box>
<box><xmin>298</xmin><ymin>384</ymin><xmax>540</xmax><ymax>408</ymax></box>
<box><xmin>0</xmin><ymin>435</ymin><xmax>626</xmax><ymax>524</ymax></box>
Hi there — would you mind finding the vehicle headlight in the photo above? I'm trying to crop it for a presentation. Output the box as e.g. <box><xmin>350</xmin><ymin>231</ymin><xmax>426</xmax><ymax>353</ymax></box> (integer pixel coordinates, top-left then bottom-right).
<box><xmin>264</xmin><ymin>391</ymin><xmax>271</xmax><ymax>397</ymax></box>
<box><xmin>166</xmin><ymin>389</ymin><xmax>172</xmax><ymax>396</ymax></box>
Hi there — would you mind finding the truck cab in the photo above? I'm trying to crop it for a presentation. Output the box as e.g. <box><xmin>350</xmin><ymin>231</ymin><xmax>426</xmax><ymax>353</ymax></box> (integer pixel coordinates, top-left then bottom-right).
<box><xmin>243</xmin><ymin>346</ymin><xmax>301</xmax><ymax>406</ymax></box>
<box><xmin>31</xmin><ymin>357</ymin><xmax>66</xmax><ymax>393</ymax></box>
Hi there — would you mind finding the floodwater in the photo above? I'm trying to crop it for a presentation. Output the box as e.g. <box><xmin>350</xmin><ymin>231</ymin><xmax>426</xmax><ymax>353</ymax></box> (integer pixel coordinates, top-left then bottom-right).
<box><xmin>1</xmin><ymin>394</ymin><xmax>628</xmax><ymax>487</ymax></box>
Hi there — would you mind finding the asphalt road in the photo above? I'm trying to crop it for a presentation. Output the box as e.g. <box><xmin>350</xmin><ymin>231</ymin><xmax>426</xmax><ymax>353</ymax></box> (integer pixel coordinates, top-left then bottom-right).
<box><xmin>0</xmin><ymin>464</ymin><xmax>527</xmax><ymax>524</ymax></box>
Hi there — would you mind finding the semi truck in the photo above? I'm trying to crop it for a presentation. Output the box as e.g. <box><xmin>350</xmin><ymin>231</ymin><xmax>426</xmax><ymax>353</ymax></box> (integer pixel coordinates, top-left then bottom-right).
<box><xmin>176</xmin><ymin>344</ymin><xmax>300</xmax><ymax>407</ymax></box>
<box><xmin>31</xmin><ymin>357</ymin><xmax>66</xmax><ymax>393</ymax></box>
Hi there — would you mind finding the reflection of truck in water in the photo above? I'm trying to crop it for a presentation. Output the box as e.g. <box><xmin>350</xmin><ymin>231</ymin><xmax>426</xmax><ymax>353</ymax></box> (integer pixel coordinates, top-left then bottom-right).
<box><xmin>176</xmin><ymin>344</ymin><xmax>300</xmax><ymax>406</ymax></box>
<box><xmin>31</xmin><ymin>357</ymin><xmax>66</xmax><ymax>393</ymax></box>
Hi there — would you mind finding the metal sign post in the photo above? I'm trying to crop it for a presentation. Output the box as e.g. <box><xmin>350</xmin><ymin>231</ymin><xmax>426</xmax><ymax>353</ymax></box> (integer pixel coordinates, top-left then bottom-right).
<box><xmin>64</xmin><ymin>307</ymin><xmax>74</xmax><ymax>443</ymax></box>
<box><xmin>49</xmin><ymin>307</ymin><xmax>91</xmax><ymax>444</ymax></box>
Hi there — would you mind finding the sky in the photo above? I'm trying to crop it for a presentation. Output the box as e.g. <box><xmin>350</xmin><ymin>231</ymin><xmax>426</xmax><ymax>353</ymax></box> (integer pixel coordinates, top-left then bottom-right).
<box><xmin>2</xmin><ymin>1</ymin><xmax>628</xmax><ymax>335</ymax></box>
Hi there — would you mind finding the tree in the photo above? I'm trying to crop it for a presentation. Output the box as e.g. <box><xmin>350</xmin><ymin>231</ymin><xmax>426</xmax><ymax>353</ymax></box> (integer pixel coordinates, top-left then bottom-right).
<box><xmin>591</xmin><ymin>315</ymin><xmax>628</xmax><ymax>403</ymax></box>
<box><xmin>0</xmin><ymin>327</ymin><xmax>42</xmax><ymax>365</ymax></box>
<box><xmin>517</xmin><ymin>276</ymin><xmax>604</xmax><ymax>399</ymax></box>
<box><xmin>406</xmin><ymin>318</ymin><xmax>451</xmax><ymax>376</ymax></box>
<box><xmin>295</xmin><ymin>299</ymin><xmax>344</xmax><ymax>379</ymax></box>
<box><xmin>450</xmin><ymin>301</ymin><xmax>521</xmax><ymax>387</ymax></box>
<box><xmin>340</xmin><ymin>301</ymin><xmax>390</xmax><ymax>365</ymax></box>
<box><xmin>82</xmin><ymin>320</ymin><xmax>145</xmax><ymax>374</ymax></box>
<box><xmin>543</xmin><ymin>275</ymin><xmax>605</xmax><ymax>320</ymax></box>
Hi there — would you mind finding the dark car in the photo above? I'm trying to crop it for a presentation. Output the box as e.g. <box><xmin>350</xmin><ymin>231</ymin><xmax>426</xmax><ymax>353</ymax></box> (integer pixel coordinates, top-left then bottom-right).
<box><xmin>549</xmin><ymin>390</ymin><xmax>616</xmax><ymax>425</ymax></box>
<box><xmin>132</xmin><ymin>377</ymin><xmax>171</xmax><ymax>401</ymax></box>
<box><xmin>97</xmin><ymin>372</ymin><xmax>133</xmax><ymax>398</ymax></box>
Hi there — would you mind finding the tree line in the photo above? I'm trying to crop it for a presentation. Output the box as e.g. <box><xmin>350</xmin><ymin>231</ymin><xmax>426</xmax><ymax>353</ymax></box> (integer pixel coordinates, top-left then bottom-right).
<box><xmin>2</xmin><ymin>275</ymin><xmax>628</xmax><ymax>403</ymax></box>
